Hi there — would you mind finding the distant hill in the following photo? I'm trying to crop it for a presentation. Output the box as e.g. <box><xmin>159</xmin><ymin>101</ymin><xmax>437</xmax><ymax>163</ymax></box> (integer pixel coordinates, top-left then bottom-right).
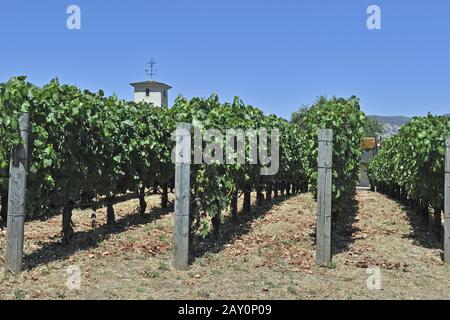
<box><xmin>368</xmin><ymin>114</ymin><xmax>449</xmax><ymax>138</ymax></box>
<box><xmin>368</xmin><ymin>115</ymin><xmax>411</xmax><ymax>138</ymax></box>
<box><xmin>368</xmin><ymin>115</ymin><xmax>411</xmax><ymax>126</ymax></box>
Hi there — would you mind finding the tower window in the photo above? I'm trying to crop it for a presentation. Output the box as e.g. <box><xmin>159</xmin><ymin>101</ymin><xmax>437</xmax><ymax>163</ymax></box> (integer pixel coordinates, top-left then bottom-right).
<box><xmin>164</xmin><ymin>90</ymin><xmax>167</xmax><ymax>97</ymax></box>
<box><xmin>146</xmin><ymin>88</ymin><xmax>150</xmax><ymax>97</ymax></box>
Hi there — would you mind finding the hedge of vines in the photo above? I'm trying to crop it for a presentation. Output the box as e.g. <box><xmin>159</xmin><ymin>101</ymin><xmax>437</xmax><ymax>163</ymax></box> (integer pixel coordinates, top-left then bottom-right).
<box><xmin>0</xmin><ymin>77</ymin><xmax>175</xmax><ymax>242</ymax></box>
<box><xmin>299</xmin><ymin>96</ymin><xmax>366</xmax><ymax>213</ymax></box>
<box><xmin>172</xmin><ymin>95</ymin><xmax>306</xmax><ymax>236</ymax></box>
<box><xmin>368</xmin><ymin>114</ymin><xmax>450</xmax><ymax>213</ymax></box>
<box><xmin>1</xmin><ymin>76</ymin><xmax>366</xmax><ymax>241</ymax></box>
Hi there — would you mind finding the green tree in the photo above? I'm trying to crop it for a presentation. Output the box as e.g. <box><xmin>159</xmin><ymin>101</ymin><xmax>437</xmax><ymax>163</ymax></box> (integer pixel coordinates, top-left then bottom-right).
<box><xmin>291</xmin><ymin>106</ymin><xmax>309</xmax><ymax>129</ymax></box>
<box><xmin>365</xmin><ymin>117</ymin><xmax>384</xmax><ymax>138</ymax></box>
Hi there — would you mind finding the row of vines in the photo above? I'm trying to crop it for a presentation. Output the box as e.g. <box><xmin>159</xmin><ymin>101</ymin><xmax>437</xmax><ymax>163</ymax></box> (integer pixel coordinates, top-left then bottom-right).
<box><xmin>0</xmin><ymin>77</ymin><xmax>175</xmax><ymax>242</ymax></box>
<box><xmin>1</xmin><ymin>76</ymin><xmax>366</xmax><ymax>243</ymax></box>
<box><xmin>368</xmin><ymin>114</ymin><xmax>450</xmax><ymax>222</ymax></box>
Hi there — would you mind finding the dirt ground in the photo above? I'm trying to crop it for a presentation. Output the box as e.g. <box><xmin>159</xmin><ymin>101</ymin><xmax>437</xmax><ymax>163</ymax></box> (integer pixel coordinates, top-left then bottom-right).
<box><xmin>0</xmin><ymin>190</ymin><xmax>449</xmax><ymax>300</ymax></box>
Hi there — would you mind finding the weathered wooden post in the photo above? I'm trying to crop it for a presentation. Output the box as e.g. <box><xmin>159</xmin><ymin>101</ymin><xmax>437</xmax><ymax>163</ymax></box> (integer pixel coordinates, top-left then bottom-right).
<box><xmin>316</xmin><ymin>129</ymin><xmax>333</xmax><ymax>266</ymax></box>
<box><xmin>5</xmin><ymin>113</ymin><xmax>29</xmax><ymax>273</ymax></box>
<box><xmin>173</xmin><ymin>123</ymin><xmax>191</xmax><ymax>270</ymax></box>
<box><xmin>444</xmin><ymin>137</ymin><xmax>450</xmax><ymax>264</ymax></box>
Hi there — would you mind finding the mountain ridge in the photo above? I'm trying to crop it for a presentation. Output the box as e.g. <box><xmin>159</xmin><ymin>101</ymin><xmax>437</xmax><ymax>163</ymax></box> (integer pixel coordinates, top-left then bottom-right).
<box><xmin>368</xmin><ymin>115</ymin><xmax>411</xmax><ymax>126</ymax></box>
<box><xmin>368</xmin><ymin>114</ymin><xmax>449</xmax><ymax>137</ymax></box>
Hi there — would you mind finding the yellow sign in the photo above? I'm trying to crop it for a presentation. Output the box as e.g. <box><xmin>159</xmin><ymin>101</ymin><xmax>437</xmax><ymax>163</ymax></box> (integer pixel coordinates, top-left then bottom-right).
<box><xmin>363</xmin><ymin>138</ymin><xmax>376</xmax><ymax>150</ymax></box>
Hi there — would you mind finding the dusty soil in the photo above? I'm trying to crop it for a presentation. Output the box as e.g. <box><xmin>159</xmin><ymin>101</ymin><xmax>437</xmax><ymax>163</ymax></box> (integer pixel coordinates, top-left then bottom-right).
<box><xmin>0</xmin><ymin>190</ymin><xmax>449</xmax><ymax>300</ymax></box>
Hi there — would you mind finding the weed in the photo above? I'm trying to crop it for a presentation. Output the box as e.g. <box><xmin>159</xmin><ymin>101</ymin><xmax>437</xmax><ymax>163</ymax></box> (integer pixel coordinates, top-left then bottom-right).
<box><xmin>158</xmin><ymin>234</ymin><xmax>170</xmax><ymax>243</ymax></box>
<box><xmin>14</xmin><ymin>289</ymin><xmax>26</xmax><ymax>300</ymax></box>
<box><xmin>159</xmin><ymin>261</ymin><xmax>170</xmax><ymax>271</ymax></box>
<box><xmin>197</xmin><ymin>290</ymin><xmax>210</xmax><ymax>298</ymax></box>
<box><xmin>287</xmin><ymin>286</ymin><xmax>298</xmax><ymax>295</ymax></box>
<box><xmin>144</xmin><ymin>269</ymin><xmax>161</xmax><ymax>279</ymax></box>
<box><xmin>328</xmin><ymin>261</ymin><xmax>337</xmax><ymax>269</ymax></box>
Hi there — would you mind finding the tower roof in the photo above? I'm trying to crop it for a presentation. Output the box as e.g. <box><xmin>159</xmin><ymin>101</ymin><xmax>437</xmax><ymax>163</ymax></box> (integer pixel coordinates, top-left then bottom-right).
<box><xmin>130</xmin><ymin>80</ymin><xmax>172</xmax><ymax>89</ymax></box>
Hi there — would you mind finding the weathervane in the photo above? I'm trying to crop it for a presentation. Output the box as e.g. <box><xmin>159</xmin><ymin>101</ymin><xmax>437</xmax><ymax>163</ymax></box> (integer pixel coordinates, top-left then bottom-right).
<box><xmin>145</xmin><ymin>58</ymin><xmax>158</xmax><ymax>80</ymax></box>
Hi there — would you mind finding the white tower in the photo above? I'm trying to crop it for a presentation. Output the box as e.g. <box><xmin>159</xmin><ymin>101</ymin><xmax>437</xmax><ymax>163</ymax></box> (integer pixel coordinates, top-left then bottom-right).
<box><xmin>130</xmin><ymin>80</ymin><xmax>172</xmax><ymax>107</ymax></box>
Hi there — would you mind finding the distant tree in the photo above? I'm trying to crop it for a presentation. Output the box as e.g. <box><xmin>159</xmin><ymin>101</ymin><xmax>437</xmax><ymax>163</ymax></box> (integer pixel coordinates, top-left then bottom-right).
<box><xmin>293</xmin><ymin>98</ymin><xmax>384</xmax><ymax>138</ymax></box>
<box><xmin>365</xmin><ymin>117</ymin><xmax>384</xmax><ymax>138</ymax></box>
<box><xmin>291</xmin><ymin>96</ymin><xmax>360</xmax><ymax>129</ymax></box>
<box><xmin>291</xmin><ymin>105</ymin><xmax>310</xmax><ymax>129</ymax></box>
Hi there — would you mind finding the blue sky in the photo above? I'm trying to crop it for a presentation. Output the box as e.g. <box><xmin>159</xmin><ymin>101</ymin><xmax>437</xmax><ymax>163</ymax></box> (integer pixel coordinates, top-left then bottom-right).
<box><xmin>0</xmin><ymin>0</ymin><xmax>449</xmax><ymax>119</ymax></box>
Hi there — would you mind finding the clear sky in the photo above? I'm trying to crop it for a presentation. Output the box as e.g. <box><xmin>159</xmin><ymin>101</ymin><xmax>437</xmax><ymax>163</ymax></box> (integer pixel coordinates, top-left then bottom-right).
<box><xmin>0</xmin><ymin>0</ymin><xmax>449</xmax><ymax>119</ymax></box>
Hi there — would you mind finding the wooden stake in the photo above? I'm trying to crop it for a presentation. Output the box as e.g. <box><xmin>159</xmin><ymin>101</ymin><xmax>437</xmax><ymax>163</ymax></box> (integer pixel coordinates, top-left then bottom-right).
<box><xmin>444</xmin><ymin>137</ymin><xmax>450</xmax><ymax>264</ymax></box>
<box><xmin>5</xmin><ymin>113</ymin><xmax>29</xmax><ymax>273</ymax></box>
<box><xmin>316</xmin><ymin>129</ymin><xmax>333</xmax><ymax>266</ymax></box>
<box><xmin>173</xmin><ymin>123</ymin><xmax>191</xmax><ymax>270</ymax></box>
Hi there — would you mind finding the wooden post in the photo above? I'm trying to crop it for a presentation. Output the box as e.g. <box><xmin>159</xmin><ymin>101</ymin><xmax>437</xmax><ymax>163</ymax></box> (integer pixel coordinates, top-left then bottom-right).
<box><xmin>266</xmin><ymin>182</ymin><xmax>272</xmax><ymax>201</ymax></box>
<box><xmin>231</xmin><ymin>190</ymin><xmax>238</xmax><ymax>223</ymax></box>
<box><xmin>243</xmin><ymin>189</ymin><xmax>251</xmax><ymax>213</ymax></box>
<box><xmin>444</xmin><ymin>137</ymin><xmax>450</xmax><ymax>264</ymax></box>
<box><xmin>5</xmin><ymin>113</ymin><xmax>29</xmax><ymax>273</ymax></box>
<box><xmin>161</xmin><ymin>183</ymin><xmax>168</xmax><ymax>209</ymax></box>
<box><xmin>316</xmin><ymin>129</ymin><xmax>333</xmax><ymax>266</ymax></box>
<box><xmin>173</xmin><ymin>123</ymin><xmax>191</xmax><ymax>270</ymax></box>
<box><xmin>0</xmin><ymin>191</ymin><xmax>7</xmax><ymax>227</ymax></box>
<box><xmin>106</xmin><ymin>196</ymin><xmax>116</xmax><ymax>225</ymax></box>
